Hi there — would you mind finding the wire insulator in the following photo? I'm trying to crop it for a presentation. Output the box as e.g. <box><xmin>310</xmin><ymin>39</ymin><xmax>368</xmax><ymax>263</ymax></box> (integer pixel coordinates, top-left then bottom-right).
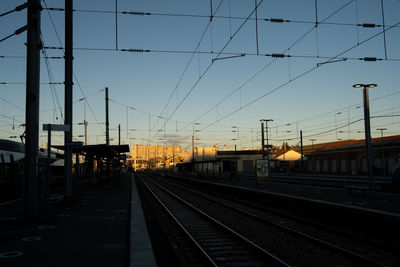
<box><xmin>15</xmin><ymin>25</ymin><xmax>28</xmax><ymax>35</ymax></box>
<box><xmin>361</xmin><ymin>57</ymin><xmax>379</xmax><ymax>61</ymax></box>
<box><xmin>269</xmin><ymin>18</ymin><xmax>284</xmax><ymax>23</ymax></box>
<box><xmin>122</xmin><ymin>11</ymin><xmax>151</xmax><ymax>16</ymax></box>
<box><xmin>121</xmin><ymin>49</ymin><xmax>150</xmax><ymax>53</ymax></box>
<box><xmin>361</xmin><ymin>23</ymin><xmax>376</xmax><ymax>28</ymax></box>
<box><xmin>271</xmin><ymin>53</ymin><xmax>285</xmax><ymax>58</ymax></box>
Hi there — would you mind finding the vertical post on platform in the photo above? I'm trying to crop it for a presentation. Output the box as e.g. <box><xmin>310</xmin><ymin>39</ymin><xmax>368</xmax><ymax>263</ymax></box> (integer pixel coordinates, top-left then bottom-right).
<box><xmin>24</xmin><ymin>0</ymin><xmax>41</xmax><ymax>219</ymax></box>
<box><xmin>363</xmin><ymin>87</ymin><xmax>373</xmax><ymax>192</ymax></box>
<box><xmin>64</xmin><ymin>0</ymin><xmax>73</xmax><ymax>197</ymax></box>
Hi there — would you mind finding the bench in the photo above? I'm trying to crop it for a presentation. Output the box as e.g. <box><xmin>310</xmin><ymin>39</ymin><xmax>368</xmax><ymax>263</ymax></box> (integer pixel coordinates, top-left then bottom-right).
<box><xmin>345</xmin><ymin>185</ymin><xmax>370</xmax><ymax>196</ymax></box>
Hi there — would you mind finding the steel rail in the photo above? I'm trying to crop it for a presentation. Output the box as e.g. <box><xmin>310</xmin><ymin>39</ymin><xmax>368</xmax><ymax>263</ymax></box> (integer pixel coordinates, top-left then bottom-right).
<box><xmin>154</xmin><ymin>175</ymin><xmax>386</xmax><ymax>266</ymax></box>
<box><xmin>140</xmin><ymin>175</ymin><xmax>290</xmax><ymax>266</ymax></box>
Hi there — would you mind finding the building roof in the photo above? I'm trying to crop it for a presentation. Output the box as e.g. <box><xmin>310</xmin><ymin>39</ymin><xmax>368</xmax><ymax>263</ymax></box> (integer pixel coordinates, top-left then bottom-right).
<box><xmin>217</xmin><ymin>149</ymin><xmax>262</xmax><ymax>156</ymax></box>
<box><xmin>300</xmin><ymin>135</ymin><xmax>400</xmax><ymax>155</ymax></box>
<box><xmin>52</xmin><ymin>144</ymin><xmax>130</xmax><ymax>157</ymax></box>
<box><xmin>276</xmin><ymin>149</ymin><xmax>302</xmax><ymax>161</ymax></box>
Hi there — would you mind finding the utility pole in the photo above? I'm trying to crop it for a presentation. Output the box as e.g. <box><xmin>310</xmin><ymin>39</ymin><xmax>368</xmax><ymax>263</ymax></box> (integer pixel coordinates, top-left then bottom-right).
<box><xmin>300</xmin><ymin>130</ymin><xmax>304</xmax><ymax>172</ymax></box>
<box><xmin>118</xmin><ymin>124</ymin><xmax>121</xmax><ymax>146</ymax></box>
<box><xmin>24</xmin><ymin>0</ymin><xmax>41</xmax><ymax>219</ymax></box>
<box><xmin>353</xmin><ymin>83</ymin><xmax>377</xmax><ymax>192</ymax></box>
<box><xmin>105</xmin><ymin>87</ymin><xmax>110</xmax><ymax>180</ymax></box>
<box><xmin>260</xmin><ymin>120</ymin><xmax>265</xmax><ymax>159</ymax></box>
<box><xmin>84</xmin><ymin>120</ymin><xmax>88</xmax><ymax>145</ymax></box>
<box><xmin>105</xmin><ymin>87</ymin><xmax>109</xmax><ymax>146</ymax></box>
<box><xmin>192</xmin><ymin>135</ymin><xmax>195</xmax><ymax>161</ymax></box>
<box><xmin>64</xmin><ymin>0</ymin><xmax>73</xmax><ymax>197</ymax></box>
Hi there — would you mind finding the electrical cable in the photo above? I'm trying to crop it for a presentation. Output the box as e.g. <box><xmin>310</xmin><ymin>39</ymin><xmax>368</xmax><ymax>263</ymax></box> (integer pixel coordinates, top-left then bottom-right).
<box><xmin>42</xmin><ymin>0</ymin><xmax>105</xmax><ymax>134</ymax></box>
<box><xmin>149</xmin><ymin>0</ymin><xmax>226</xmax><ymax>138</ymax></box>
<box><xmin>196</xmin><ymin>18</ymin><xmax>400</xmax><ymax>135</ymax></box>
<box><xmin>177</xmin><ymin>0</ymin><xmax>357</xmax><ymax>134</ymax></box>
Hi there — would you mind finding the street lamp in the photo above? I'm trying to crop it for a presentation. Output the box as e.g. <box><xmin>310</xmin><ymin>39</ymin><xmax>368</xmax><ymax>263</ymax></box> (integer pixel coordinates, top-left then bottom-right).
<box><xmin>377</xmin><ymin>128</ymin><xmax>387</xmax><ymax>176</ymax></box>
<box><xmin>353</xmin><ymin>83</ymin><xmax>377</xmax><ymax>192</ymax></box>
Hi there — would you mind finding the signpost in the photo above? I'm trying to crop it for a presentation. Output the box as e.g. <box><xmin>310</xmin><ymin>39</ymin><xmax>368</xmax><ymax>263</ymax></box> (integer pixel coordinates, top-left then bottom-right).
<box><xmin>256</xmin><ymin>159</ymin><xmax>269</xmax><ymax>180</ymax></box>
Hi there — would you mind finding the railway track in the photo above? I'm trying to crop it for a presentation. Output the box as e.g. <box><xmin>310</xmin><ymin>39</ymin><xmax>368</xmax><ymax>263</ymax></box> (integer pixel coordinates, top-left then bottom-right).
<box><xmin>139</xmin><ymin>173</ymin><xmax>399</xmax><ymax>266</ymax></box>
<box><xmin>139</xmin><ymin>175</ymin><xmax>290</xmax><ymax>266</ymax></box>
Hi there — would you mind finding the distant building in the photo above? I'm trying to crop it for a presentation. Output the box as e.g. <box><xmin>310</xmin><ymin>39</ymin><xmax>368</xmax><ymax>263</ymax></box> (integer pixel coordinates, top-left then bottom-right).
<box><xmin>128</xmin><ymin>144</ymin><xmax>217</xmax><ymax>171</ymax></box>
<box><xmin>300</xmin><ymin>135</ymin><xmax>400</xmax><ymax>176</ymax></box>
<box><xmin>129</xmin><ymin>144</ymin><xmax>185</xmax><ymax>170</ymax></box>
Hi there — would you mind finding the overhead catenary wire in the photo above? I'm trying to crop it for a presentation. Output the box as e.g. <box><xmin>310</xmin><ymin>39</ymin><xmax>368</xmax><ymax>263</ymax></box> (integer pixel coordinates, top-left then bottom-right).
<box><xmin>0</xmin><ymin>3</ymin><xmax>27</xmax><ymax>17</ymax></box>
<box><xmin>177</xmin><ymin>0</ymin><xmax>358</xmax><ymax>134</ymax></box>
<box><xmin>152</xmin><ymin>0</ymin><xmax>265</xmax><ymax>141</ymax></box>
<box><xmin>3</xmin><ymin>1</ymin><xmax>398</xmax><ymax>145</ymax></box>
<box><xmin>41</xmin><ymin>34</ymin><xmax>64</xmax><ymax>121</ymax></box>
<box><xmin>42</xmin><ymin>6</ymin><xmax>400</xmax><ymax>29</ymax></box>
<box><xmin>196</xmin><ymin>18</ymin><xmax>400</xmax><ymax>136</ymax></box>
<box><xmin>42</xmin><ymin>46</ymin><xmax>400</xmax><ymax>62</ymax></box>
<box><xmin>42</xmin><ymin>0</ymin><xmax>105</xmax><ymax>134</ymax></box>
<box><xmin>149</xmin><ymin>0</ymin><xmax>226</xmax><ymax>138</ymax></box>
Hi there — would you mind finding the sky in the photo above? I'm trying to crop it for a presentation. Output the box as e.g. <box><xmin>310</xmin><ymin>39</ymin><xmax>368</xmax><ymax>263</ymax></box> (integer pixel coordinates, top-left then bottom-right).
<box><xmin>1</xmin><ymin>0</ymin><xmax>400</xmax><ymax>151</ymax></box>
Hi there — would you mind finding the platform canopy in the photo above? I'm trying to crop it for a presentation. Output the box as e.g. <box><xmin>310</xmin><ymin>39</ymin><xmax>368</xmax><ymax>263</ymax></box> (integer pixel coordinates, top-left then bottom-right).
<box><xmin>52</xmin><ymin>144</ymin><xmax>130</xmax><ymax>157</ymax></box>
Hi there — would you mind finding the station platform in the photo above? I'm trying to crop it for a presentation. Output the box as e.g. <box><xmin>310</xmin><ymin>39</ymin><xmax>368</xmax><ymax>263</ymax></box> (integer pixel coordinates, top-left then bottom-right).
<box><xmin>0</xmin><ymin>172</ymin><xmax>157</xmax><ymax>267</ymax></box>
<box><xmin>198</xmin><ymin>174</ymin><xmax>400</xmax><ymax>214</ymax></box>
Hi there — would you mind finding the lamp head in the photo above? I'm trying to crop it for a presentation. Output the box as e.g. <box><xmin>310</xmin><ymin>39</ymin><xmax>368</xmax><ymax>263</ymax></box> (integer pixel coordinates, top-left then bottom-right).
<box><xmin>353</xmin><ymin>83</ymin><xmax>377</xmax><ymax>88</ymax></box>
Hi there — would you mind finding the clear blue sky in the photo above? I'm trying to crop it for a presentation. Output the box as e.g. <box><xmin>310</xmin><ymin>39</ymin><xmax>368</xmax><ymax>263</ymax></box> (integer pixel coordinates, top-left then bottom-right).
<box><xmin>1</xmin><ymin>0</ymin><xmax>400</xmax><ymax>150</ymax></box>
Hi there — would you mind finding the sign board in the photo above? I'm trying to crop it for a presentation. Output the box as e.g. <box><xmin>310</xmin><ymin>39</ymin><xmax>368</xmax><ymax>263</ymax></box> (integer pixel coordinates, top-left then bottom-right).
<box><xmin>256</xmin><ymin>159</ymin><xmax>269</xmax><ymax>178</ymax></box>
<box><xmin>43</xmin><ymin>124</ymin><xmax>71</xmax><ymax>132</ymax></box>
<box><xmin>66</xmin><ymin>141</ymin><xmax>83</xmax><ymax>147</ymax></box>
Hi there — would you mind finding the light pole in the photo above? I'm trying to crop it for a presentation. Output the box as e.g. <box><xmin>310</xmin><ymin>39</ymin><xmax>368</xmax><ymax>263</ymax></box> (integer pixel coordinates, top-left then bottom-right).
<box><xmin>377</xmin><ymin>128</ymin><xmax>387</xmax><ymax>176</ymax></box>
<box><xmin>353</xmin><ymin>83</ymin><xmax>377</xmax><ymax>192</ymax></box>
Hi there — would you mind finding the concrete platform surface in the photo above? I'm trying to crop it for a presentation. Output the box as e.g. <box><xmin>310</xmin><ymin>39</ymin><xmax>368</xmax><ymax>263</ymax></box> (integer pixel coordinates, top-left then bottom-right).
<box><xmin>0</xmin><ymin>172</ymin><xmax>157</xmax><ymax>267</ymax></box>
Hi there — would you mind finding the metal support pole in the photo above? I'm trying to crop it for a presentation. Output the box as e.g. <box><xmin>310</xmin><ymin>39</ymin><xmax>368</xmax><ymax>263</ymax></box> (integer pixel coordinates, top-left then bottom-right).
<box><xmin>300</xmin><ymin>130</ymin><xmax>304</xmax><ymax>172</ymax></box>
<box><xmin>192</xmin><ymin>135</ymin><xmax>195</xmax><ymax>161</ymax></box>
<box><xmin>362</xmin><ymin>87</ymin><xmax>373</xmax><ymax>192</ymax></box>
<box><xmin>84</xmin><ymin>120</ymin><xmax>88</xmax><ymax>145</ymax></box>
<box><xmin>24</xmin><ymin>0</ymin><xmax>41</xmax><ymax>219</ymax></box>
<box><xmin>64</xmin><ymin>0</ymin><xmax>73</xmax><ymax>197</ymax></box>
<box><xmin>105</xmin><ymin>87</ymin><xmax>110</xmax><ymax>180</ymax></box>
<box><xmin>105</xmin><ymin>87</ymin><xmax>109</xmax><ymax>146</ymax></box>
<box><xmin>118</xmin><ymin>124</ymin><xmax>121</xmax><ymax>146</ymax></box>
<box><xmin>261</xmin><ymin>121</ymin><xmax>265</xmax><ymax>159</ymax></box>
